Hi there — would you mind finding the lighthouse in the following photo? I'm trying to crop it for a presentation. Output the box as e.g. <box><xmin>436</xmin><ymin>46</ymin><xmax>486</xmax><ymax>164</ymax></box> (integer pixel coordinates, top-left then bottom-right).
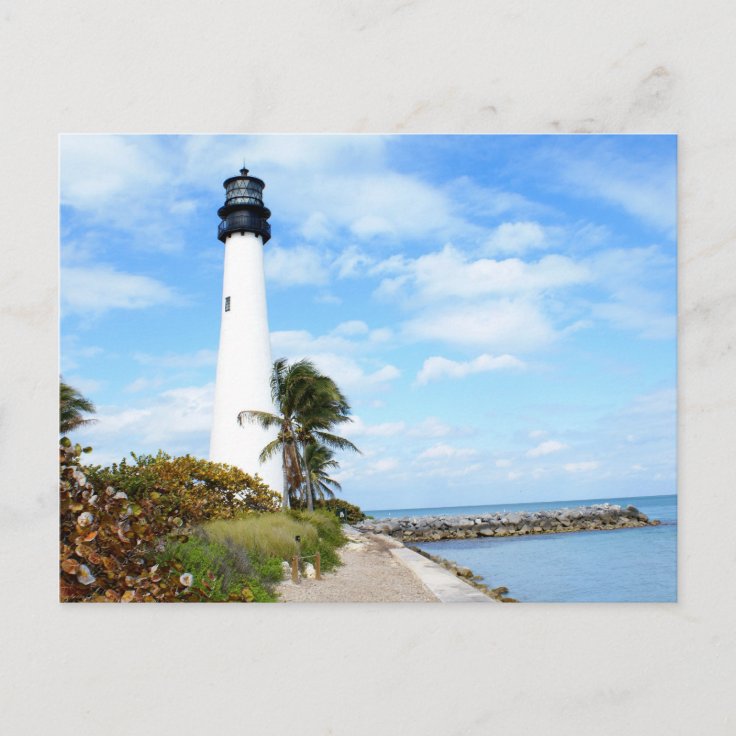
<box><xmin>209</xmin><ymin>167</ymin><xmax>283</xmax><ymax>495</ymax></box>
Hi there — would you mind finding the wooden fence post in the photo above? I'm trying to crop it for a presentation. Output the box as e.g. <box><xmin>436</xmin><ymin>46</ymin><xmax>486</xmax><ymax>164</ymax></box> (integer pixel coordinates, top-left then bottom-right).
<box><xmin>291</xmin><ymin>555</ymin><xmax>299</xmax><ymax>583</ymax></box>
<box><xmin>315</xmin><ymin>552</ymin><xmax>321</xmax><ymax>580</ymax></box>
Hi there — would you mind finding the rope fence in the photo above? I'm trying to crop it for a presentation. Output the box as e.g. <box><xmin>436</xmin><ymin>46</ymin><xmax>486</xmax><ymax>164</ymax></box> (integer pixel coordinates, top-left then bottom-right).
<box><xmin>290</xmin><ymin>552</ymin><xmax>321</xmax><ymax>583</ymax></box>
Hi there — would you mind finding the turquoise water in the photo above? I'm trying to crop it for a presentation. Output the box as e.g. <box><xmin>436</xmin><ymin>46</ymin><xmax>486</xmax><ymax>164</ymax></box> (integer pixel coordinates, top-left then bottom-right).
<box><xmin>367</xmin><ymin>495</ymin><xmax>677</xmax><ymax>602</ymax></box>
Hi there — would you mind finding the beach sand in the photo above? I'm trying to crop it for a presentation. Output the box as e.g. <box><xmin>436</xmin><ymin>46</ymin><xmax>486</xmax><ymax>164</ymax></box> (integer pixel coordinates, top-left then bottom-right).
<box><xmin>276</xmin><ymin>527</ymin><xmax>438</xmax><ymax>603</ymax></box>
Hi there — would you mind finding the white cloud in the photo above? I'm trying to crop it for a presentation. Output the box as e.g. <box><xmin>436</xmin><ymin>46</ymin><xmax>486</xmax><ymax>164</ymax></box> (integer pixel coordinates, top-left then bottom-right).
<box><xmin>314</xmin><ymin>293</ymin><xmax>342</xmax><ymax>305</ymax></box>
<box><xmin>587</xmin><ymin>246</ymin><xmax>676</xmax><ymax>340</ymax></box>
<box><xmin>305</xmin><ymin>353</ymin><xmax>400</xmax><ymax>391</ymax></box>
<box><xmin>495</xmin><ymin>459</ymin><xmax>512</xmax><ymax>467</ymax></box>
<box><xmin>332</xmin><ymin>320</ymin><xmax>370</xmax><ymax>336</ymax></box>
<box><xmin>559</xmin><ymin>147</ymin><xmax>676</xmax><ymax>233</ymax></box>
<box><xmin>271</xmin><ymin>329</ymin><xmax>354</xmax><ymax>356</ymax></box>
<box><xmin>416</xmin><ymin>353</ymin><xmax>524</xmax><ymax>385</ymax></box>
<box><xmin>271</xmin><ymin>323</ymin><xmax>391</xmax><ymax>357</ymax></box>
<box><xmin>563</xmin><ymin>461</ymin><xmax>600</xmax><ymax>473</ymax></box>
<box><xmin>378</xmin><ymin>244</ymin><xmax>590</xmax><ymax>302</ymax></box>
<box><xmin>300</xmin><ymin>211</ymin><xmax>332</xmax><ymax>241</ymax></box>
<box><xmin>61</xmin><ymin>265</ymin><xmax>179</xmax><ymax>316</ymax></box>
<box><xmin>264</xmin><ymin>244</ymin><xmax>329</xmax><ymax>286</ymax></box>
<box><xmin>124</xmin><ymin>377</ymin><xmax>164</xmax><ymax>393</ymax></box>
<box><xmin>270</xmin><ymin>324</ymin><xmax>399</xmax><ymax>392</ymax></box>
<box><xmin>527</xmin><ymin>440</ymin><xmax>568</xmax><ymax>457</ymax></box>
<box><xmin>344</xmin><ymin>417</ymin><xmax>407</xmax><ymax>437</ymax></box>
<box><xmin>363</xmin><ymin>458</ymin><xmax>399</xmax><ymax>475</ymax></box>
<box><xmin>484</xmin><ymin>221</ymin><xmax>549</xmax><ymax>254</ymax></box>
<box><xmin>60</xmin><ymin>136</ymin><xmax>167</xmax><ymax>212</ymax></box>
<box><xmin>417</xmin><ymin>444</ymin><xmax>478</xmax><ymax>460</ymax></box>
<box><xmin>60</xmin><ymin>136</ymin><xmax>194</xmax><ymax>252</ymax></box>
<box><xmin>529</xmin><ymin>429</ymin><xmax>547</xmax><ymax>439</ymax></box>
<box><xmin>507</xmin><ymin>471</ymin><xmax>523</xmax><ymax>480</ymax></box>
<box><xmin>370</xmin><ymin>244</ymin><xmax>593</xmax><ymax>354</ymax></box>
<box><xmin>405</xmin><ymin>299</ymin><xmax>557</xmax><ymax>352</ymax></box>
<box><xmin>334</xmin><ymin>245</ymin><xmax>374</xmax><ymax>278</ymax></box>
<box><xmin>449</xmin><ymin>176</ymin><xmax>540</xmax><ymax>219</ymax></box>
<box><xmin>93</xmin><ymin>383</ymin><xmax>214</xmax><ymax>445</ymax></box>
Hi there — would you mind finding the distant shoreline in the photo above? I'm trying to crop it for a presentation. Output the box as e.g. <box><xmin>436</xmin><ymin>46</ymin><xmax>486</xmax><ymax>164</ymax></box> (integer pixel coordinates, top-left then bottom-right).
<box><xmin>357</xmin><ymin>502</ymin><xmax>659</xmax><ymax>543</ymax></box>
<box><xmin>366</xmin><ymin>493</ymin><xmax>676</xmax><ymax>518</ymax></box>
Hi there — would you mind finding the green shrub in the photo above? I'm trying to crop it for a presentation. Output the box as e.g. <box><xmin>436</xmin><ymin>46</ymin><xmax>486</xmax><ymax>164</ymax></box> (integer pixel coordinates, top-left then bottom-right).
<box><xmin>156</xmin><ymin>533</ymin><xmax>279</xmax><ymax>602</ymax></box>
<box><xmin>60</xmin><ymin>440</ymin><xmax>191</xmax><ymax>602</ymax></box>
<box><xmin>205</xmin><ymin>513</ymin><xmax>318</xmax><ymax>562</ymax></box>
<box><xmin>60</xmin><ymin>440</ymin><xmax>281</xmax><ymax>603</ymax></box>
<box><xmin>204</xmin><ymin>510</ymin><xmax>347</xmax><ymax>574</ymax></box>
<box><xmin>301</xmin><ymin>498</ymin><xmax>366</xmax><ymax>524</ymax></box>
<box><xmin>288</xmin><ymin>508</ymin><xmax>345</xmax><ymax>547</ymax></box>
<box><xmin>84</xmin><ymin>452</ymin><xmax>281</xmax><ymax>525</ymax></box>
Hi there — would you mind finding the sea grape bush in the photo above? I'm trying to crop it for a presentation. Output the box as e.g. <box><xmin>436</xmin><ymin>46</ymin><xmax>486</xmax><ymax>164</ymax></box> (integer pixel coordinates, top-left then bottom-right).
<box><xmin>60</xmin><ymin>441</ymin><xmax>274</xmax><ymax>602</ymax></box>
<box><xmin>293</xmin><ymin>497</ymin><xmax>367</xmax><ymax>524</ymax></box>
<box><xmin>85</xmin><ymin>451</ymin><xmax>281</xmax><ymax>524</ymax></box>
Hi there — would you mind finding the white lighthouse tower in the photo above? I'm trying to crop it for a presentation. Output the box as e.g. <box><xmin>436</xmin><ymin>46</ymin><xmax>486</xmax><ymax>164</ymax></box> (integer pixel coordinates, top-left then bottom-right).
<box><xmin>209</xmin><ymin>167</ymin><xmax>282</xmax><ymax>495</ymax></box>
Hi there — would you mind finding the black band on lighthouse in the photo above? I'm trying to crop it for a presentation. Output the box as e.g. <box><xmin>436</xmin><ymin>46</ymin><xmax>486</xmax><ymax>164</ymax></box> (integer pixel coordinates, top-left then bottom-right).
<box><xmin>217</xmin><ymin>166</ymin><xmax>272</xmax><ymax>244</ymax></box>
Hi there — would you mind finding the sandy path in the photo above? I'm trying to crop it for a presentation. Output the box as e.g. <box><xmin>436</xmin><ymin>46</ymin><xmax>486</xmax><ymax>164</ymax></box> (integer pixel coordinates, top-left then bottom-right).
<box><xmin>276</xmin><ymin>527</ymin><xmax>438</xmax><ymax>603</ymax></box>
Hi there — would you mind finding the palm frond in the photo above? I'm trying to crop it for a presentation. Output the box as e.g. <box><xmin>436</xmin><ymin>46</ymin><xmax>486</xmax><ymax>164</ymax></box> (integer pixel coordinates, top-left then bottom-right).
<box><xmin>237</xmin><ymin>409</ymin><xmax>282</xmax><ymax>430</ymax></box>
<box><xmin>258</xmin><ymin>438</ymin><xmax>283</xmax><ymax>464</ymax></box>
<box><xmin>312</xmin><ymin>431</ymin><xmax>361</xmax><ymax>454</ymax></box>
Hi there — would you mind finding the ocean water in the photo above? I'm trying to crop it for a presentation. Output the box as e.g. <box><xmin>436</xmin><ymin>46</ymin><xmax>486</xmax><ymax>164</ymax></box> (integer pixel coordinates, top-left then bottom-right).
<box><xmin>366</xmin><ymin>495</ymin><xmax>677</xmax><ymax>602</ymax></box>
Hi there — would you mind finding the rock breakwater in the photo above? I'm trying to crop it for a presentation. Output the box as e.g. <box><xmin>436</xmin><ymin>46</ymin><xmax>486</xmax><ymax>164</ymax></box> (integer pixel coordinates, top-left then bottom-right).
<box><xmin>357</xmin><ymin>504</ymin><xmax>658</xmax><ymax>542</ymax></box>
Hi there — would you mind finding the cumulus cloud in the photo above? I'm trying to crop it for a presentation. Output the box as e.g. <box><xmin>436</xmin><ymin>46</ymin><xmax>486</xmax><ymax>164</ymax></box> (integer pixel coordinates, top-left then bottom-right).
<box><xmin>61</xmin><ymin>265</ymin><xmax>179</xmax><ymax>316</ymax></box>
<box><xmin>527</xmin><ymin>440</ymin><xmax>568</xmax><ymax>457</ymax></box>
<box><xmin>270</xmin><ymin>324</ymin><xmax>399</xmax><ymax>392</ymax></box>
<box><xmin>332</xmin><ymin>320</ymin><xmax>370</xmax><ymax>336</ymax></box>
<box><xmin>333</xmin><ymin>245</ymin><xmax>374</xmax><ymax>278</ymax></box>
<box><xmin>78</xmin><ymin>383</ymin><xmax>215</xmax><ymax>464</ymax></box>
<box><xmin>484</xmin><ymin>221</ymin><xmax>549</xmax><ymax>254</ymax></box>
<box><xmin>271</xmin><ymin>323</ymin><xmax>392</xmax><ymax>357</ymax></box>
<box><xmin>264</xmin><ymin>244</ymin><xmax>329</xmax><ymax>286</ymax></box>
<box><xmin>377</xmin><ymin>244</ymin><xmax>590</xmax><ymax>302</ymax></box>
<box><xmin>302</xmin><ymin>353</ymin><xmax>400</xmax><ymax>391</ymax></box>
<box><xmin>416</xmin><ymin>353</ymin><xmax>524</xmax><ymax>385</ymax></box>
<box><xmin>405</xmin><ymin>299</ymin><xmax>557</xmax><ymax>353</ymax></box>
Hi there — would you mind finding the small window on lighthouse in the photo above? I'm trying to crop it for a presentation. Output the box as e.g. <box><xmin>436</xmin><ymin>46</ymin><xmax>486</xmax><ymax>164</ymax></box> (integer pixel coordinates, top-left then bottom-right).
<box><xmin>225</xmin><ymin>296</ymin><xmax>231</xmax><ymax>312</ymax></box>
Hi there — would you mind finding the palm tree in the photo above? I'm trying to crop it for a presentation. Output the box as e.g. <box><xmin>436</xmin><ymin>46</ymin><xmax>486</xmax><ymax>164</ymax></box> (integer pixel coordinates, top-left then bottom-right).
<box><xmin>238</xmin><ymin>358</ymin><xmax>359</xmax><ymax>510</ymax></box>
<box><xmin>60</xmin><ymin>379</ymin><xmax>97</xmax><ymax>435</ymax></box>
<box><xmin>303</xmin><ymin>442</ymin><xmax>342</xmax><ymax>502</ymax></box>
<box><xmin>293</xmin><ymin>373</ymin><xmax>359</xmax><ymax>511</ymax></box>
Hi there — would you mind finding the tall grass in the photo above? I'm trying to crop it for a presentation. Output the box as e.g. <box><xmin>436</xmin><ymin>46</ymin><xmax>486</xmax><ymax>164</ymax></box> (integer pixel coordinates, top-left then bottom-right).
<box><xmin>156</xmin><ymin>533</ymin><xmax>277</xmax><ymax>602</ymax></box>
<box><xmin>204</xmin><ymin>510</ymin><xmax>346</xmax><ymax>572</ymax></box>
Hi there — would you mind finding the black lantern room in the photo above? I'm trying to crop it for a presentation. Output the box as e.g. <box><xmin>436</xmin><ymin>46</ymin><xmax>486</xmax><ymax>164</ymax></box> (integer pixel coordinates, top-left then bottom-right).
<box><xmin>217</xmin><ymin>167</ymin><xmax>272</xmax><ymax>243</ymax></box>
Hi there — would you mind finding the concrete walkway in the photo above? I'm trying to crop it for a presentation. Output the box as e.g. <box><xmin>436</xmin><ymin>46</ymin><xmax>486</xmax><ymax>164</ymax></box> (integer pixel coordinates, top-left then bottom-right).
<box><xmin>389</xmin><ymin>546</ymin><xmax>494</xmax><ymax>603</ymax></box>
<box><xmin>276</xmin><ymin>526</ymin><xmax>493</xmax><ymax>603</ymax></box>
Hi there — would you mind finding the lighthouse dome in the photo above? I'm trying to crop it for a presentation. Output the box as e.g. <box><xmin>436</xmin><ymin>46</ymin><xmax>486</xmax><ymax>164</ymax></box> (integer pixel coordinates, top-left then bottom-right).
<box><xmin>217</xmin><ymin>166</ymin><xmax>272</xmax><ymax>244</ymax></box>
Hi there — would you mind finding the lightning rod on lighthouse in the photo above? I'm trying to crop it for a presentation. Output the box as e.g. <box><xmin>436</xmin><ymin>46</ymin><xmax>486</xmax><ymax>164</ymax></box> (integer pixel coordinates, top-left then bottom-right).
<box><xmin>209</xmin><ymin>167</ymin><xmax>283</xmax><ymax>496</ymax></box>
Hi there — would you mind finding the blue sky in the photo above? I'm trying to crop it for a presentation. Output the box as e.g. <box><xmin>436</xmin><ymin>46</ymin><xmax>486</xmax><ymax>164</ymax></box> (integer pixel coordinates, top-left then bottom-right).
<box><xmin>60</xmin><ymin>134</ymin><xmax>677</xmax><ymax>510</ymax></box>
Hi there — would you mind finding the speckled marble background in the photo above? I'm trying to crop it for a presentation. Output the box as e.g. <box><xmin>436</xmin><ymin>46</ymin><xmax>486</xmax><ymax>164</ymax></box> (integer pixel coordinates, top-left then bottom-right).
<box><xmin>1</xmin><ymin>2</ymin><xmax>734</xmax><ymax>734</ymax></box>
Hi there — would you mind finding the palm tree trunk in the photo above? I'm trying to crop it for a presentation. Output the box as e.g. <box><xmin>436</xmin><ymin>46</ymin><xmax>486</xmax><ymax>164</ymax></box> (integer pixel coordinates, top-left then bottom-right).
<box><xmin>304</xmin><ymin>459</ymin><xmax>315</xmax><ymax>512</ymax></box>
<box><xmin>281</xmin><ymin>448</ymin><xmax>290</xmax><ymax>510</ymax></box>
